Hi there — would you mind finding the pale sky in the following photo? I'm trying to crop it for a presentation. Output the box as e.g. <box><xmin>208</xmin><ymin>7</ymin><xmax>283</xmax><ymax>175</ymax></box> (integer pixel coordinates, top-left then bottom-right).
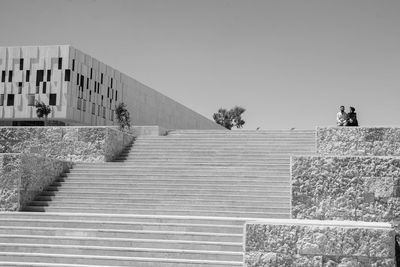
<box><xmin>0</xmin><ymin>0</ymin><xmax>399</xmax><ymax>129</ymax></box>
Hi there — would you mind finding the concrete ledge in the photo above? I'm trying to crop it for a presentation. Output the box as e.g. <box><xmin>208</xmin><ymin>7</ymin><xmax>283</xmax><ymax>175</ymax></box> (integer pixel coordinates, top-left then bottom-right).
<box><xmin>317</xmin><ymin>127</ymin><xmax>400</xmax><ymax>156</ymax></box>
<box><xmin>0</xmin><ymin>126</ymin><xmax>134</xmax><ymax>162</ymax></box>
<box><xmin>0</xmin><ymin>153</ymin><xmax>72</xmax><ymax>211</ymax></box>
<box><xmin>245</xmin><ymin>219</ymin><xmax>395</xmax><ymax>266</ymax></box>
<box><xmin>291</xmin><ymin>155</ymin><xmax>400</xmax><ymax>222</ymax></box>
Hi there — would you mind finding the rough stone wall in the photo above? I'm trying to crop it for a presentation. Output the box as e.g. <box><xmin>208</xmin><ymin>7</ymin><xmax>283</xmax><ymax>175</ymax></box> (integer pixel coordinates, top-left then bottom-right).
<box><xmin>317</xmin><ymin>127</ymin><xmax>400</xmax><ymax>156</ymax></box>
<box><xmin>245</xmin><ymin>221</ymin><xmax>395</xmax><ymax>267</ymax></box>
<box><xmin>0</xmin><ymin>153</ymin><xmax>72</xmax><ymax>211</ymax></box>
<box><xmin>0</xmin><ymin>126</ymin><xmax>134</xmax><ymax>162</ymax></box>
<box><xmin>291</xmin><ymin>156</ymin><xmax>400</xmax><ymax>222</ymax></box>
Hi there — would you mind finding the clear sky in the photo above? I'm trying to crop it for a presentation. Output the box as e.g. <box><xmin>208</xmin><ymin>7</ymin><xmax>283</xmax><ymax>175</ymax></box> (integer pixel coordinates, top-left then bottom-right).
<box><xmin>0</xmin><ymin>0</ymin><xmax>399</xmax><ymax>129</ymax></box>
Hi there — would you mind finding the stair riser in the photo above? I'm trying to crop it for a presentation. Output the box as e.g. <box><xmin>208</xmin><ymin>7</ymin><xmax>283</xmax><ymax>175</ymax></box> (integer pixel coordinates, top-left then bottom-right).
<box><xmin>24</xmin><ymin>207</ymin><xmax>290</xmax><ymax>218</ymax></box>
<box><xmin>0</xmin><ymin>229</ymin><xmax>241</xmax><ymax>242</ymax></box>
<box><xmin>35</xmin><ymin>196</ymin><xmax>289</xmax><ymax>206</ymax></box>
<box><xmin>0</xmin><ymin>214</ymin><xmax>246</xmax><ymax>226</ymax></box>
<box><xmin>29</xmin><ymin>203</ymin><xmax>289</xmax><ymax>213</ymax></box>
<box><xmin>0</xmin><ymin>236</ymin><xmax>241</xmax><ymax>252</ymax></box>
<box><xmin>56</xmin><ymin>179</ymin><xmax>289</xmax><ymax>185</ymax></box>
<box><xmin>0</xmin><ymin>245</ymin><xmax>243</xmax><ymax>261</ymax></box>
<box><xmin>0</xmin><ymin>254</ymin><xmax>241</xmax><ymax>266</ymax></box>
<box><xmin>43</xmin><ymin>188</ymin><xmax>290</xmax><ymax>195</ymax></box>
<box><xmin>0</xmin><ymin>221</ymin><xmax>242</xmax><ymax>234</ymax></box>
<box><xmin>40</xmin><ymin>191</ymin><xmax>290</xmax><ymax>200</ymax></box>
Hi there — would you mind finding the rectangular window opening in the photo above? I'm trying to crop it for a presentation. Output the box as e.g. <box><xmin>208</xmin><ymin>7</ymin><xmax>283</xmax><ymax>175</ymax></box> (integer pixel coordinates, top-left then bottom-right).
<box><xmin>64</xmin><ymin>69</ymin><xmax>71</xmax><ymax>81</ymax></box>
<box><xmin>0</xmin><ymin>94</ymin><xmax>4</xmax><ymax>106</ymax></box>
<box><xmin>111</xmin><ymin>78</ymin><xmax>113</xmax><ymax>88</ymax></box>
<box><xmin>72</xmin><ymin>59</ymin><xmax>75</xmax><ymax>71</ymax></box>
<box><xmin>42</xmin><ymin>82</ymin><xmax>47</xmax><ymax>94</ymax></box>
<box><xmin>8</xmin><ymin>71</ymin><xmax>13</xmax><ymax>82</ymax></box>
<box><xmin>18</xmin><ymin>82</ymin><xmax>23</xmax><ymax>94</ymax></box>
<box><xmin>47</xmin><ymin>70</ymin><xmax>51</xmax><ymax>82</ymax></box>
<box><xmin>26</xmin><ymin>70</ymin><xmax>30</xmax><ymax>82</ymax></box>
<box><xmin>76</xmin><ymin>74</ymin><xmax>80</xmax><ymax>85</ymax></box>
<box><xmin>86</xmin><ymin>77</ymin><xmax>89</xmax><ymax>89</ymax></box>
<box><xmin>49</xmin><ymin>94</ymin><xmax>57</xmax><ymax>106</ymax></box>
<box><xmin>27</xmin><ymin>94</ymin><xmax>35</xmax><ymax>106</ymax></box>
<box><xmin>20</xmin><ymin>58</ymin><xmax>24</xmax><ymax>70</ymax></box>
<box><xmin>101</xmin><ymin>73</ymin><xmax>103</xmax><ymax>84</ymax></box>
<box><xmin>7</xmin><ymin>94</ymin><xmax>14</xmax><ymax>106</ymax></box>
<box><xmin>58</xmin><ymin>58</ymin><xmax>62</xmax><ymax>70</ymax></box>
<box><xmin>90</xmin><ymin>68</ymin><xmax>93</xmax><ymax>79</ymax></box>
<box><xmin>1</xmin><ymin>71</ymin><xmax>5</xmax><ymax>82</ymax></box>
<box><xmin>92</xmin><ymin>103</ymin><xmax>95</xmax><ymax>114</ymax></box>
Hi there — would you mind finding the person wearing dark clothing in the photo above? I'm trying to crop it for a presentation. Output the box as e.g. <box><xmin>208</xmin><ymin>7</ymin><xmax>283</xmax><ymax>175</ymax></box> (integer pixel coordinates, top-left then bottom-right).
<box><xmin>347</xmin><ymin>106</ymin><xmax>358</xmax><ymax>126</ymax></box>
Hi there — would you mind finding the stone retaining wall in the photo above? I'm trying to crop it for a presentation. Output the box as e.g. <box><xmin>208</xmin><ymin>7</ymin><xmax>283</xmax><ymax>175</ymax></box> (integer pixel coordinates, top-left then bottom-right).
<box><xmin>291</xmin><ymin>156</ymin><xmax>400</xmax><ymax>222</ymax></box>
<box><xmin>0</xmin><ymin>153</ymin><xmax>72</xmax><ymax>211</ymax></box>
<box><xmin>0</xmin><ymin>126</ymin><xmax>134</xmax><ymax>162</ymax></box>
<box><xmin>245</xmin><ymin>219</ymin><xmax>395</xmax><ymax>266</ymax></box>
<box><xmin>317</xmin><ymin>127</ymin><xmax>400</xmax><ymax>156</ymax></box>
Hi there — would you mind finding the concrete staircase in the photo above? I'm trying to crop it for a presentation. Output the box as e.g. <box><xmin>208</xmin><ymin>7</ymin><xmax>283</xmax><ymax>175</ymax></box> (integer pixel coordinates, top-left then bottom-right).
<box><xmin>0</xmin><ymin>129</ymin><xmax>316</xmax><ymax>266</ymax></box>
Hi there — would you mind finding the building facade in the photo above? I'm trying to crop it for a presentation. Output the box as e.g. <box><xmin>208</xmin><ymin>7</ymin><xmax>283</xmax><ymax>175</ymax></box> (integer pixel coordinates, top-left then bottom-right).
<box><xmin>0</xmin><ymin>45</ymin><xmax>222</xmax><ymax>129</ymax></box>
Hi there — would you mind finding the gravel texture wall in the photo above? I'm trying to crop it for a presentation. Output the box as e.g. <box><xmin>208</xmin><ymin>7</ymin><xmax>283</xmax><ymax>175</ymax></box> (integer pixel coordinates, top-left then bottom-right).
<box><xmin>291</xmin><ymin>156</ymin><xmax>400</xmax><ymax>222</ymax></box>
<box><xmin>245</xmin><ymin>220</ymin><xmax>395</xmax><ymax>267</ymax></box>
<box><xmin>317</xmin><ymin>127</ymin><xmax>400</xmax><ymax>156</ymax></box>
<box><xmin>0</xmin><ymin>153</ymin><xmax>72</xmax><ymax>211</ymax></box>
<box><xmin>0</xmin><ymin>126</ymin><xmax>134</xmax><ymax>162</ymax></box>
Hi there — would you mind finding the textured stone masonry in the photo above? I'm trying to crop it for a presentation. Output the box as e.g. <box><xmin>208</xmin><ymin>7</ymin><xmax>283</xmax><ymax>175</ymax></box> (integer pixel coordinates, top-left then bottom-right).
<box><xmin>0</xmin><ymin>153</ymin><xmax>72</xmax><ymax>211</ymax></box>
<box><xmin>245</xmin><ymin>220</ymin><xmax>395</xmax><ymax>267</ymax></box>
<box><xmin>291</xmin><ymin>156</ymin><xmax>400</xmax><ymax>222</ymax></box>
<box><xmin>0</xmin><ymin>126</ymin><xmax>134</xmax><ymax>162</ymax></box>
<box><xmin>317</xmin><ymin>127</ymin><xmax>400</xmax><ymax>156</ymax></box>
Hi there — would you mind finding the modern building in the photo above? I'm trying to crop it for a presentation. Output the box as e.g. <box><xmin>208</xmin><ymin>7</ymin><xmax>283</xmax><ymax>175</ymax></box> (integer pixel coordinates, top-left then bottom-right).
<box><xmin>0</xmin><ymin>45</ymin><xmax>222</xmax><ymax>129</ymax></box>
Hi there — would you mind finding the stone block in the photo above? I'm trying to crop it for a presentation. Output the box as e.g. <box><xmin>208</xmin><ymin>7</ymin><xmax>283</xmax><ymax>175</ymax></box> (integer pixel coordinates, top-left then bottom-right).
<box><xmin>244</xmin><ymin>220</ymin><xmax>395</xmax><ymax>267</ymax></box>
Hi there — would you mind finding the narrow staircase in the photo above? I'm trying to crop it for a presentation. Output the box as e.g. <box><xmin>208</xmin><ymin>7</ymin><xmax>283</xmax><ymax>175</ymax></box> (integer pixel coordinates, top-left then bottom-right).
<box><xmin>0</xmin><ymin>129</ymin><xmax>316</xmax><ymax>266</ymax></box>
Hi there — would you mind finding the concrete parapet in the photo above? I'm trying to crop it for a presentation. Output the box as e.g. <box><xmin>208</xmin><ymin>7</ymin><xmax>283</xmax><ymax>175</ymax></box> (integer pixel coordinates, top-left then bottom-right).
<box><xmin>0</xmin><ymin>153</ymin><xmax>72</xmax><ymax>211</ymax></box>
<box><xmin>0</xmin><ymin>126</ymin><xmax>134</xmax><ymax>162</ymax></box>
<box><xmin>317</xmin><ymin>127</ymin><xmax>400</xmax><ymax>156</ymax></box>
<box><xmin>245</xmin><ymin>219</ymin><xmax>395</xmax><ymax>266</ymax></box>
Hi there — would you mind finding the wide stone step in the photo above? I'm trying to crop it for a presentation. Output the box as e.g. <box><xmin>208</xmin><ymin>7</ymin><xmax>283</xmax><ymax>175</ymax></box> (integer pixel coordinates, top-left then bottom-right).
<box><xmin>40</xmin><ymin>191</ymin><xmax>289</xmax><ymax>200</ymax></box>
<box><xmin>36</xmin><ymin>196</ymin><xmax>289</xmax><ymax>206</ymax></box>
<box><xmin>1</xmin><ymin>213</ymin><xmax>246</xmax><ymax>226</ymax></box>
<box><xmin>0</xmin><ymin>219</ymin><xmax>242</xmax><ymax>234</ymax></box>
<box><xmin>0</xmin><ymin>243</ymin><xmax>243</xmax><ymax>261</ymax></box>
<box><xmin>73</xmin><ymin>162</ymin><xmax>291</xmax><ymax>168</ymax></box>
<box><xmin>66</xmin><ymin>170</ymin><xmax>290</xmax><ymax>175</ymax></box>
<box><xmin>112</xmin><ymin>158</ymin><xmax>290</xmax><ymax>163</ymax></box>
<box><xmin>60</xmin><ymin>172</ymin><xmax>290</xmax><ymax>182</ymax></box>
<box><xmin>24</xmin><ymin>206</ymin><xmax>290</xmax><ymax>218</ymax></box>
<box><xmin>29</xmin><ymin>201</ymin><xmax>289</xmax><ymax>213</ymax></box>
<box><xmin>0</xmin><ymin>253</ymin><xmax>242</xmax><ymax>266</ymax></box>
<box><xmin>48</xmin><ymin>183</ymin><xmax>289</xmax><ymax>190</ymax></box>
<box><xmin>44</xmin><ymin>186</ymin><xmax>290</xmax><ymax>195</ymax></box>
<box><xmin>0</xmin><ymin>235</ymin><xmax>241</xmax><ymax>252</ymax></box>
<box><xmin>0</xmin><ymin>226</ymin><xmax>242</xmax><ymax>242</ymax></box>
<box><xmin>54</xmin><ymin>179</ymin><xmax>289</xmax><ymax>186</ymax></box>
<box><xmin>70</xmin><ymin>165</ymin><xmax>290</xmax><ymax>171</ymax></box>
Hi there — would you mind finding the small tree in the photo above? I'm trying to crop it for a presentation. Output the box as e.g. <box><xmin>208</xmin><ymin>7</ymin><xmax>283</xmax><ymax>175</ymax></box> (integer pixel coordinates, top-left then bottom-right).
<box><xmin>35</xmin><ymin>101</ymin><xmax>51</xmax><ymax>126</ymax></box>
<box><xmin>213</xmin><ymin>106</ymin><xmax>245</xmax><ymax>130</ymax></box>
<box><xmin>115</xmin><ymin>102</ymin><xmax>131</xmax><ymax>130</ymax></box>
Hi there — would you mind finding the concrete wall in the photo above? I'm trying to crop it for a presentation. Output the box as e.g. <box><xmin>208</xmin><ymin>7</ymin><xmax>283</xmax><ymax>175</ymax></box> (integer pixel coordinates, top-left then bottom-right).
<box><xmin>0</xmin><ymin>153</ymin><xmax>72</xmax><ymax>211</ymax></box>
<box><xmin>317</xmin><ymin>127</ymin><xmax>400</xmax><ymax>156</ymax></box>
<box><xmin>68</xmin><ymin>46</ymin><xmax>222</xmax><ymax>129</ymax></box>
<box><xmin>0</xmin><ymin>126</ymin><xmax>134</xmax><ymax>162</ymax></box>
<box><xmin>245</xmin><ymin>219</ymin><xmax>395</xmax><ymax>266</ymax></box>
<box><xmin>0</xmin><ymin>45</ymin><xmax>69</xmax><ymax>122</ymax></box>
<box><xmin>0</xmin><ymin>45</ymin><xmax>223</xmax><ymax>129</ymax></box>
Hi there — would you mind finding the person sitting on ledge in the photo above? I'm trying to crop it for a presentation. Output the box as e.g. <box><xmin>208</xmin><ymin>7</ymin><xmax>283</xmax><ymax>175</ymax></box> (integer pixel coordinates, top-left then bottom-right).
<box><xmin>336</xmin><ymin>105</ymin><xmax>348</xmax><ymax>126</ymax></box>
<box><xmin>347</xmin><ymin>106</ymin><xmax>358</xmax><ymax>126</ymax></box>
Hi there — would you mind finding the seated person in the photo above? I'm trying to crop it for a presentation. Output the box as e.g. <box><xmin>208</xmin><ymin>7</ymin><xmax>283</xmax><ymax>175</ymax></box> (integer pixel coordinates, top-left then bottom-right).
<box><xmin>347</xmin><ymin>106</ymin><xmax>358</xmax><ymax>126</ymax></box>
<box><xmin>336</xmin><ymin>106</ymin><xmax>348</xmax><ymax>126</ymax></box>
